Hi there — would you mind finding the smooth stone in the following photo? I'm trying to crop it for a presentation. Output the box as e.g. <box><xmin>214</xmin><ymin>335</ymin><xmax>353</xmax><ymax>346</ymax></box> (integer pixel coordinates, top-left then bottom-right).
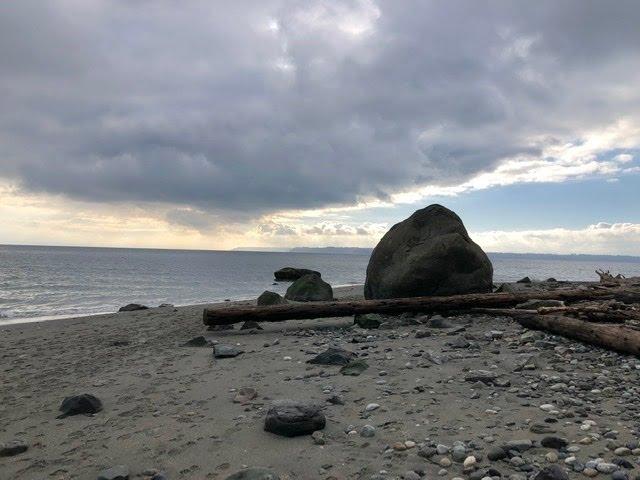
<box><xmin>307</xmin><ymin>347</ymin><xmax>356</xmax><ymax>366</ymax></box>
<box><xmin>58</xmin><ymin>393</ymin><xmax>103</xmax><ymax>418</ymax></box>
<box><xmin>360</xmin><ymin>425</ymin><xmax>376</xmax><ymax>438</ymax></box>
<box><xmin>118</xmin><ymin>303</ymin><xmax>148</xmax><ymax>312</ymax></box>
<box><xmin>541</xmin><ymin>436</ymin><xmax>569</xmax><ymax>450</ymax></box>
<box><xmin>233</xmin><ymin>387</ymin><xmax>258</xmax><ymax>404</ymax></box>
<box><xmin>487</xmin><ymin>446</ymin><xmax>507</xmax><ymax>461</ymax></box>
<box><xmin>182</xmin><ymin>335</ymin><xmax>208</xmax><ymax>347</ymax></box>
<box><xmin>0</xmin><ymin>439</ymin><xmax>28</xmax><ymax>457</ymax></box>
<box><xmin>257</xmin><ymin>291</ymin><xmax>286</xmax><ymax>306</ymax></box>
<box><xmin>264</xmin><ymin>400</ymin><xmax>325</xmax><ymax>437</ymax></box>
<box><xmin>213</xmin><ymin>344</ymin><xmax>243</xmax><ymax>358</ymax></box>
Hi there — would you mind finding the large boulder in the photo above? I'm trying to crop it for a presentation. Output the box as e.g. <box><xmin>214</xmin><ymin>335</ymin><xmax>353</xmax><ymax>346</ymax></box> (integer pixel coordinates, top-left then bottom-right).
<box><xmin>284</xmin><ymin>274</ymin><xmax>333</xmax><ymax>302</ymax></box>
<box><xmin>364</xmin><ymin>205</ymin><xmax>493</xmax><ymax>299</ymax></box>
<box><xmin>274</xmin><ymin>267</ymin><xmax>321</xmax><ymax>281</ymax></box>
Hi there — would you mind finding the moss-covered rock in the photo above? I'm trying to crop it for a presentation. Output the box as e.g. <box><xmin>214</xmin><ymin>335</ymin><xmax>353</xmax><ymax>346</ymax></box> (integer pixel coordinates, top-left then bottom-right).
<box><xmin>284</xmin><ymin>274</ymin><xmax>333</xmax><ymax>302</ymax></box>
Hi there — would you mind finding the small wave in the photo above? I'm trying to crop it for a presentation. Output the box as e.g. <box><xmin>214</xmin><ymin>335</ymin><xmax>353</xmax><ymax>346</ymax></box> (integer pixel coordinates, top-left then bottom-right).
<box><xmin>0</xmin><ymin>309</ymin><xmax>14</xmax><ymax>319</ymax></box>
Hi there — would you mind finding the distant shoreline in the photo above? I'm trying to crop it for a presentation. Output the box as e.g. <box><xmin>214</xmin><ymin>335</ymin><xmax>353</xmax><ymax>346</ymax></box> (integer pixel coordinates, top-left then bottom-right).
<box><xmin>3</xmin><ymin>243</ymin><xmax>639</xmax><ymax>261</ymax></box>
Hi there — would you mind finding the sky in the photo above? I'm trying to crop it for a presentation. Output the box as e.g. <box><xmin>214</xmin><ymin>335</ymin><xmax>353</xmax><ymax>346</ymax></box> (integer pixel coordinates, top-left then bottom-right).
<box><xmin>1</xmin><ymin>0</ymin><xmax>640</xmax><ymax>254</ymax></box>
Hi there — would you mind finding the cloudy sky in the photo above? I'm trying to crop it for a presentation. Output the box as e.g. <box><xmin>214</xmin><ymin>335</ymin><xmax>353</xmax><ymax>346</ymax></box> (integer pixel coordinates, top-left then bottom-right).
<box><xmin>1</xmin><ymin>0</ymin><xmax>639</xmax><ymax>254</ymax></box>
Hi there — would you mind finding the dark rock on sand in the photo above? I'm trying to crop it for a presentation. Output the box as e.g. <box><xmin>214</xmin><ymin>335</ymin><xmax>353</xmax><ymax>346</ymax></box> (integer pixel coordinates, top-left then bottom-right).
<box><xmin>534</xmin><ymin>465</ymin><xmax>569</xmax><ymax>480</ymax></box>
<box><xmin>0</xmin><ymin>439</ymin><xmax>28</xmax><ymax>457</ymax></box>
<box><xmin>274</xmin><ymin>267</ymin><xmax>321</xmax><ymax>281</ymax></box>
<box><xmin>307</xmin><ymin>347</ymin><xmax>356</xmax><ymax>366</ymax></box>
<box><xmin>340</xmin><ymin>359</ymin><xmax>369</xmax><ymax>376</ymax></box>
<box><xmin>541</xmin><ymin>436</ymin><xmax>569</xmax><ymax>450</ymax></box>
<box><xmin>487</xmin><ymin>446</ymin><xmax>507</xmax><ymax>461</ymax></box>
<box><xmin>225</xmin><ymin>468</ymin><xmax>280</xmax><ymax>480</ymax></box>
<box><xmin>213</xmin><ymin>344</ymin><xmax>243</xmax><ymax>358</ymax></box>
<box><xmin>257</xmin><ymin>291</ymin><xmax>286</xmax><ymax>306</ymax></box>
<box><xmin>284</xmin><ymin>274</ymin><xmax>333</xmax><ymax>302</ymax></box>
<box><xmin>97</xmin><ymin>465</ymin><xmax>129</xmax><ymax>480</ymax></box>
<box><xmin>118</xmin><ymin>303</ymin><xmax>148</xmax><ymax>312</ymax></box>
<box><xmin>264</xmin><ymin>400</ymin><xmax>326</xmax><ymax>437</ymax></box>
<box><xmin>364</xmin><ymin>204</ymin><xmax>493</xmax><ymax>299</ymax></box>
<box><xmin>182</xmin><ymin>335</ymin><xmax>208</xmax><ymax>347</ymax></box>
<box><xmin>517</xmin><ymin>276</ymin><xmax>532</xmax><ymax>283</ymax></box>
<box><xmin>58</xmin><ymin>393</ymin><xmax>103</xmax><ymax>418</ymax></box>
<box><xmin>354</xmin><ymin>313</ymin><xmax>384</xmax><ymax>329</ymax></box>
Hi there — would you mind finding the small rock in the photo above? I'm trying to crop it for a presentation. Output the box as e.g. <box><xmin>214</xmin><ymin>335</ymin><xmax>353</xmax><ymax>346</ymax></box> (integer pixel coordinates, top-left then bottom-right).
<box><xmin>541</xmin><ymin>436</ymin><xmax>569</xmax><ymax>450</ymax></box>
<box><xmin>533</xmin><ymin>465</ymin><xmax>569</xmax><ymax>480</ymax></box>
<box><xmin>487</xmin><ymin>446</ymin><xmax>507</xmax><ymax>461</ymax></box>
<box><xmin>365</xmin><ymin>403</ymin><xmax>380</xmax><ymax>412</ymax></box>
<box><xmin>308</xmin><ymin>347</ymin><xmax>356</xmax><ymax>366</ymax></box>
<box><xmin>0</xmin><ymin>439</ymin><xmax>28</xmax><ymax>457</ymax></box>
<box><xmin>264</xmin><ymin>400</ymin><xmax>325</xmax><ymax>437</ymax></box>
<box><xmin>360</xmin><ymin>425</ymin><xmax>376</xmax><ymax>438</ymax></box>
<box><xmin>118</xmin><ymin>303</ymin><xmax>148</xmax><ymax>312</ymax></box>
<box><xmin>58</xmin><ymin>393</ymin><xmax>103</xmax><ymax>418</ymax></box>
<box><xmin>241</xmin><ymin>320</ymin><xmax>263</xmax><ymax>330</ymax></box>
<box><xmin>213</xmin><ymin>344</ymin><xmax>243</xmax><ymax>358</ymax></box>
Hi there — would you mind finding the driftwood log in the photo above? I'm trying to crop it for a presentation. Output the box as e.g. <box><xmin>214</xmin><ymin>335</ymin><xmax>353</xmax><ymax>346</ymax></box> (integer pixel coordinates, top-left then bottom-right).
<box><xmin>513</xmin><ymin>313</ymin><xmax>640</xmax><ymax>357</ymax></box>
<box><xmin>203</xmin><ymin>285</ymin><xmax>635</xmax><ymax>326</ymax></box>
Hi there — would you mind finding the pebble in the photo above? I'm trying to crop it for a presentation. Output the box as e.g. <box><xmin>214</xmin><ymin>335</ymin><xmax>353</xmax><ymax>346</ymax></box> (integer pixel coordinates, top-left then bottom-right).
<box><xmin>439</xmin><ymin>457</ymin><xmax>452</xmax><ymax>467</ymax></box>
<box><xmin>463</xmin><ymin>456</ymin><xmax>477</xmax><ymax>469</ymax></box>
<box><xmin>365</xmin><ymin>403</ymin><xmax>380</xmax><ymax>412</ymax></box>
<box><xmin>360</xmin><ymin>425</ymin><xmax>376</xmax><ymax>438</ymax></box>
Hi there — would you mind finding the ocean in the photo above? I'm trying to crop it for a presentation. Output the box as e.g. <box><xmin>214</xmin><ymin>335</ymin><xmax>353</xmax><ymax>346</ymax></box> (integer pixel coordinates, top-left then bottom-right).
<box><xmin>2</xmin><ymin>244</ymin><xmax>640</xmax><ymax>324</ymax></box>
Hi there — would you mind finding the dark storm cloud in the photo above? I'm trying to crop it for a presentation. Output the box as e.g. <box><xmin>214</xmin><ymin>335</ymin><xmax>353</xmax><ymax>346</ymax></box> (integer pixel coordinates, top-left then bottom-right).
<box><xmin>1</xmin><ymin>0</ymin><xmax>639</xmax><ymax>217</ymax></box>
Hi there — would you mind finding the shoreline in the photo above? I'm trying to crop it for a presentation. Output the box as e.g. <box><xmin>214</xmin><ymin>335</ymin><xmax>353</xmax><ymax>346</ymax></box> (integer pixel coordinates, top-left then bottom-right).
<box><xmin>0</xmin><ymin>284</ymin><xmax>365</xmax><ymax>330</ymax></box>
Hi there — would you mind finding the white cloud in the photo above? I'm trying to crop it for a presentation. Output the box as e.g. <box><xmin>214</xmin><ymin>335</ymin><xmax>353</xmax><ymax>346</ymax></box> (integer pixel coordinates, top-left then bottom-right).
<box><xmin>472</xmin><ymin>222</ymin><xmax>640</xmax><ymax>255</ymax></box>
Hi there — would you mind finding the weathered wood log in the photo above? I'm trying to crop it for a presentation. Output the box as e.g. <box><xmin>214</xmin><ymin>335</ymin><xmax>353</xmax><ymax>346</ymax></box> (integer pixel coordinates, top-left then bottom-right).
<box><xmin>513</xmin><ymin>314</ymin><xmax>640</xmax><ymax>357</ymax></box>
<box><xmin>474</xmin><ymin>306</ymin><xmax>640</xmax><ymax>323</ymax></box>
<box><xmin>203</xmin><ymin>285</ymin><xmax>632</xmax><ymax>326</ymax></box>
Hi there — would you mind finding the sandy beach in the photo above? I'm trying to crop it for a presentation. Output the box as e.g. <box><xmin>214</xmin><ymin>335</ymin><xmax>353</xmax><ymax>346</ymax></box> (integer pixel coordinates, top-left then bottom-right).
<box><xmin>2</xmin><ymin>285</ymin><xmax>640</xmax><ymax>480</ymax></box>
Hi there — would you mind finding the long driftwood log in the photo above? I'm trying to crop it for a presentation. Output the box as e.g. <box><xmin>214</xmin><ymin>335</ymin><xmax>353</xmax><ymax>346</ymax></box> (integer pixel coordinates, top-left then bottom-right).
<box><xmin>203</xmin><ymin>285</ymin><xmax>633</xmax><ymax>326</ymax></box>
<box><xmin>512</xmin><ymin>313</ymin><xmax>640</xmax><ymax>357</ymax></box>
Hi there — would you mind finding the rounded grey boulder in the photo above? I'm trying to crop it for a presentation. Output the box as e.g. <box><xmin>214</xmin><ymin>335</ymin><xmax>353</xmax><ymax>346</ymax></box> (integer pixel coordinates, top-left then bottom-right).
<box><xmin>364</xmin><ymin>204</ymin><xmax>493</xmax><ymax>299</ymax></box>
<box><xmin>264</xmin><ymin>400</ymin><xmax>326</xmax><ymax>437</ymax></box>
<box><xmin>284</xmin><ymin>274</ymin><xmax>333</xmax><ymax>302</ymax></box>
<box><xmin>257</xmin><ymin>291</ymin><xmax>286</xmax><ymax>306</ymax></box>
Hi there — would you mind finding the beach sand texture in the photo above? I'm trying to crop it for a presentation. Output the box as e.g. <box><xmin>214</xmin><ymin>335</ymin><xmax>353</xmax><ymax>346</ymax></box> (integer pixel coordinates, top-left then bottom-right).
<box><xmin>2</xmin><ymin>285</ymin><xmax>640</xmax><ymax>479</ymax></box>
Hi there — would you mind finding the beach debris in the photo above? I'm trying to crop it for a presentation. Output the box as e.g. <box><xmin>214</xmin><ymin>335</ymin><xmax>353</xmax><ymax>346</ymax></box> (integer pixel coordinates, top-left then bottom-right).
<box><xmin>97</xmin><ymin>465</ymin><xmax>129</xmax><ymax>480</ymax></box>
<box><xmin>257</xmin><ymin>291</ymin><xmax>286</xmax><ymax>306</ymax></box>
<box><xmin>213</xmin><ymin>344</ymin><xmax>243</xmax><ymax>358</ymax></box>
<box><xmin>58</xmin><ymin>393</ymin><xmax>103</xmax><ymax>418</ymax></box>
<box><xmin>0</xmin><ymin>439</ymin><xmax>28</xmax><ymax>457</ymax></box>
<box><xmin>264</xmin><ymin>400</ymin><xmax>326</xmax><ymax>437</ymax></box>
<box><xmin>307</xmin><ymin>346</ymin><xmax>356</xmax><ymax>366</ymax></box>
<box><xmin>284</xmin><ymin>274</ymin><xmax>333</xmax><ymax>302</ymax></box>
<box><xmin>353</xmin><ymin>313</ymin><xmax>383</xmax><ymax>329</ymax></box>
<box><xmin>182</xmin><ymin>335</ymin><xmax>208</xmax><ymax>347</ymax></box>
<box><xmin>340</xmin><ymin>359</ymin><xmax>369</xmax><ymax>376</ymax></box>
<box><xmin>225</xmin><ymin>468</ymin><xmax>280</xmax><ymax>480</ymax></box>
<box><xmin>274</xmin><ymin>267</ymin><xmax>321</xmax><ymax>281</ymax></box>
<box><xmin>204</xmin><ymin>282</ymin><xmax>627</xmax><ymax>326</ymax></box>
<box><xmin>233</xmin><ymin>387</ymin><xmax>257</xmax><ymax>404</ymax></box>
<box><xmin>118</xmin><ymin>303</ymin><xmax>148</xmax><ymax>312</ymax></box>
<box><xmin>364</xmin><ymin>204</ymin><xmax>493</xmax><ymax>299</ymax></box>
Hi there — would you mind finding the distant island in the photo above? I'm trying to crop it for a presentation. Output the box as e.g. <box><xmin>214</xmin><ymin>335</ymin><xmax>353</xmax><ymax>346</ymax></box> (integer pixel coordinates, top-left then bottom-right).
<box><xmin>233</xmin><ymin>246</ymin><xmax>640</xmax><ymax>262</ymax></box>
